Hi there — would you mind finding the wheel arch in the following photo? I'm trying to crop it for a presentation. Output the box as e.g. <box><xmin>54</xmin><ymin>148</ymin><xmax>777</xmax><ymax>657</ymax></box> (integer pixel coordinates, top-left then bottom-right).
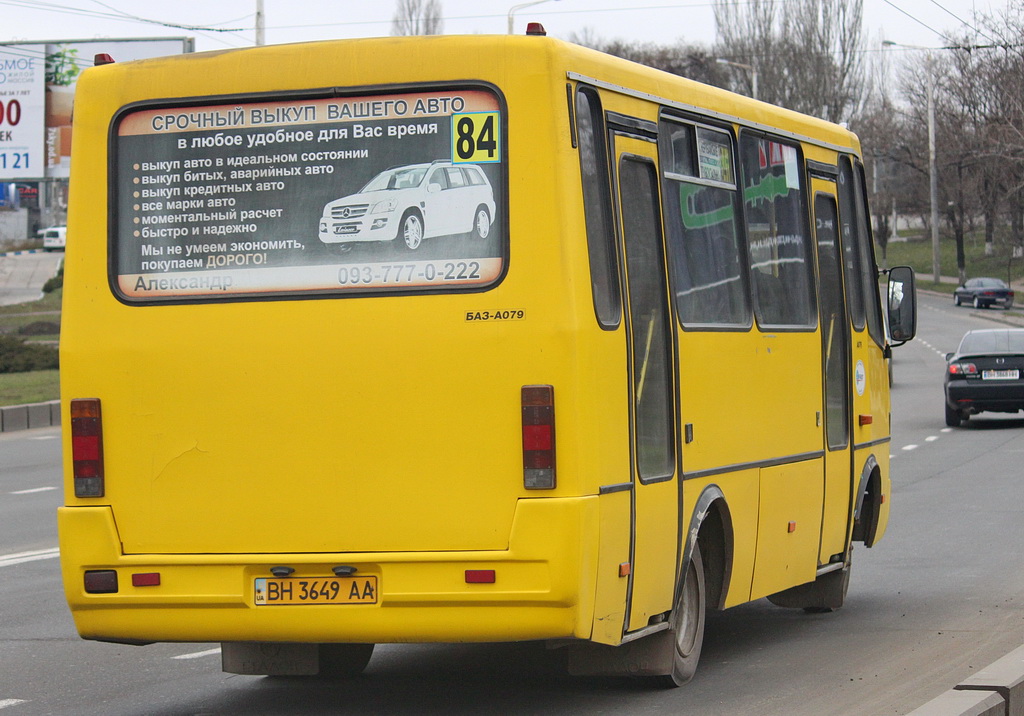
<box><xmin>681</xmin><ymin>485</ymin><xmax>734</xmax><ymax>611</ymax></box>
<box><xmin>852</xmin><ymin>454</ymin><xmax>883</xmax><ymax>547</ymax></box>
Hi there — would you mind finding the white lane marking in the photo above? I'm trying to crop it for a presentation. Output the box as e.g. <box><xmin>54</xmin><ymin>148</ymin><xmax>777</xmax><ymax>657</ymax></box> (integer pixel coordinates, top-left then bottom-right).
<box><xmin>902</xmin><ymin>444</ymin><xmax>919</xmax><ymax>451</ymax></box>
<box><xmin>925</xmin><ymin>436</ymin><xmax>938</xmax><ymax>442</ymax></box>
<box><xmin>173</xmin><ymin>647</ymin><xmax>222</xmax><ymax>660</ymax></box>
<box><xmin>916</xmin><ymin>338</ymin><xmax>950</xmax><ymax>360</ymax></box>
<box><xmin>30</xmin><ymin>435</ymin><xmax>58</xmax><ymax>441</ymax></box>
<box><xmin>0</xmin><ymin>547</ymin><xmax>60</xmax><ymax>568</ymax></box>
<box><xmin>0</xmin><ymin>700</ymin><xmax>28</xmax><ymax>709</ymax></box>
<box><xmin>10</xmin><ymin>486</ymin><xmax>58</xmax><ymax>495</ymax></box>
<box><xmin>941</xmin><ymin>428</ymin><xmax>954</xmax><ymax>433</ymax></box>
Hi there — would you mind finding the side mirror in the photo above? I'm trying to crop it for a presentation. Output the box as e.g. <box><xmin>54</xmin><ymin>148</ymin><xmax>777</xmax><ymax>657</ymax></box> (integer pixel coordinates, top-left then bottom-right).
<box><xmin>887</xmin><ymin>266</ymin><xmax>917</xmax><ymax>345</ymax></box>
<box><xmin>945</xmin><ymin>352</ymin><xmax>954</xmax><ymax>361</ymax></box>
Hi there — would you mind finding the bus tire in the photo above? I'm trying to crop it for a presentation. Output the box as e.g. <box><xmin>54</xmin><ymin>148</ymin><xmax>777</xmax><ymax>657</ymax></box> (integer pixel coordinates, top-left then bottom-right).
<box><xmin>660</xmin><ymin>541</ymin><xmax>706</xmax><ymax>687</ymax></box>
<box><xmin>398</xmin><ymin>210</ymin><xmax>424</xmax><ymax>250</ymax></box>
<box><xmin>471</xmin><ymin>205</ymin><xmax>491</xmax><ymax>240</ymax></box>
<box><xmin>317</xmin><ymin>643</ymin><xmax>374</xmax><ymax>678</ymax></box>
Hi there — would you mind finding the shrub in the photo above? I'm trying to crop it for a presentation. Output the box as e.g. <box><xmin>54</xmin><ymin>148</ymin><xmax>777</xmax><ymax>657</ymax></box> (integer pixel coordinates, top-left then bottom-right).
<box><xmin>0</xmin><ymin>335</ymin><xmax>59</xmax><ymax>373</ymax></box>
<box><xmin>43</xmin><ymin>265</ymin><xmax>64</xmax><ymax>293</ymax></box>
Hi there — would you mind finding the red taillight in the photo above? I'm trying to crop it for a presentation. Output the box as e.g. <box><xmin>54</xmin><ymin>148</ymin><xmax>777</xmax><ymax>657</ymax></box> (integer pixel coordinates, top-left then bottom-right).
<box><xmin>70</xmin><ymin>398</ymin><xmax>104</xmax><ymax>497</ymax></box>
<box><xmin>522</xmin><ymin>385</ymin><xmax>555</xmax><ymax>489</ymax></box>
<box><xmin>948</xmin><ymin>362</ymin><xmax>977</xmax><ymax>376</ymax></box>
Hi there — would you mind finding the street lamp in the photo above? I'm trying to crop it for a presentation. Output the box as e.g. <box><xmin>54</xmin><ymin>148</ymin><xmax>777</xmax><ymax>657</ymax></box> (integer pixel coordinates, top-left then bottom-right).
<box><xmin>507</xmin><ymin>0</ymin><xmax>560</xmax><ymax>34</ymax></box>
<box><xmin>715</xmin><ymin>58</ymin><xmax>758</xmax><ymax>100</ymax></box>
<box><xmin>883</xmin><ymin>40</ymin><xmax>939</xmax><ymax>284</ymax></box>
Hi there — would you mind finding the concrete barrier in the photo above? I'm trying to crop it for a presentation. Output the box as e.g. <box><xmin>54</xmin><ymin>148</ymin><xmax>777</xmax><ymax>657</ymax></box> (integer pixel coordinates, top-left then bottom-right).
<box><xmin>956</xmin><ymin>645</ymin><xmax>1024</xmax><ymax>716</ymax></box>
<box><xmin>906</xmin><ymin>689</ymin><xmax>1004</xmax><ymax>716</ymax></box>
<box><xmin>0</xmin><ymin>400</ymin><xmax>61</xmax><ymax>432</ymax></box>
<box><xmin>907</xmin><ymin>644</ymin><xmax>1024</xmax><ymax>715</ymax></box>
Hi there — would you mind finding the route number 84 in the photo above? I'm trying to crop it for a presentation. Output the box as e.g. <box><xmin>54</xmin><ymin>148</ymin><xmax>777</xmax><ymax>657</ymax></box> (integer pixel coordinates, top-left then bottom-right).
<box><xmin>452</xmin><ymin>112</ymin><xmax>500</xmax><ymax>163</ymax></box>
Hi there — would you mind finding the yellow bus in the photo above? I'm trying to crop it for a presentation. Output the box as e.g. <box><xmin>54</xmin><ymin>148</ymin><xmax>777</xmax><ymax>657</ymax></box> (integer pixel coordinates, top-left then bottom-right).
<box><xmin>59</xmin><ymin>30</ymin><xmax>917</xmax><ymax>685</ymax></box>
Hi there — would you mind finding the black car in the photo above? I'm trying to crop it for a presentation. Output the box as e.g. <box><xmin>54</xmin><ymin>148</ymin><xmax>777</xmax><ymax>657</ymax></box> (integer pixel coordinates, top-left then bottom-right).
<box><xmin>953</xmin><ymin>277</ymin><xmax>1014</xmax><ymax>309</ymax></box>
<box><xmin>945</xmin><ymin>328</ymin><xmax>1024</xmax><ymax>426</ymax></box>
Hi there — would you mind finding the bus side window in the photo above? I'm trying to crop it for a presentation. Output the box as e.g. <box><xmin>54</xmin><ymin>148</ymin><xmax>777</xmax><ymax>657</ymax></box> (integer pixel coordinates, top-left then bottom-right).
<box><xmin>837</xmin><ymin>156</ymin><xmax>866</xmax><ymax>330</ymax></box>
<box><xmin>659</xmin><ymin>118</ymin><xmax>750</xmax><ymax>329</ymax></box>
<box><xmin>575</xmin><ymin>86</ymin><xmax>621</xmax><ymax>329</ymax></box>
<box><xmin>739</xmin><ymin>133</ymin><xmax>816</xmax><ymax>329</ymax></box>
<box><xmin>854</xmin><ymin>161</ymin><xmax>886</xmax><ymax>347</ymax></box>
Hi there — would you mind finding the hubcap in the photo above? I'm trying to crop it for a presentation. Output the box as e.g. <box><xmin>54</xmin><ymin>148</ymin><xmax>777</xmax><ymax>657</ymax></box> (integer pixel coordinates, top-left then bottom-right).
<box><xmin>405</xmin><ymin>217</ymin><xmax>422</xmax><ymax>249</ymax></box>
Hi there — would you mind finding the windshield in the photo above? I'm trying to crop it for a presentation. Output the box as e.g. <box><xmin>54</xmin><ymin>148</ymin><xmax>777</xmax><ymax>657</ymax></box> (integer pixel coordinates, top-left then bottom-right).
<box><xmin>361</xmin><ymin>167</ymin><xmax>427</xmax><ymax>192</ymax></box>
<box><xmin>959</xmin><ymin>330</ymin><xmax>1024</xmax><ymax>355</ymax></box>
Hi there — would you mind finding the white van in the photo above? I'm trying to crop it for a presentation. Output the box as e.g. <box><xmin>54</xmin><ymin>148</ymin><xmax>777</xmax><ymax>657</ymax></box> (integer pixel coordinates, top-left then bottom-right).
<box><xmin>42</xmin><ymin>226</ymin><xmax>67</xmax><ymax>251</ymax></box>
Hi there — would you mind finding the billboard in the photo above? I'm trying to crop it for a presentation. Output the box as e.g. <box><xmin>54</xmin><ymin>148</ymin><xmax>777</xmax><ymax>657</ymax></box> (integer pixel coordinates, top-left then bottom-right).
<box><xmin>0</xmin><ymin>45</ymin><xmax>45</xmax><ymax>180</ymax></box>
<box><xmin>0</xmin><ymin>38</ymin><xmax>193</xmax><ymax>181</ymax></box>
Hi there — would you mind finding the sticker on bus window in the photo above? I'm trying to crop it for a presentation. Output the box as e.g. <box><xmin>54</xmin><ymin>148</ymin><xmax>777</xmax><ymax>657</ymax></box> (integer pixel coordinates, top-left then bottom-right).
<box><xmin>112</xmin><ymin>88</ymin><xmax>506</xmax><ymax>301</ymax></box>
<box><xmin>695</xmin><ymin>128</ymin><xmax>733</xmax><ymax>185</ymax></box>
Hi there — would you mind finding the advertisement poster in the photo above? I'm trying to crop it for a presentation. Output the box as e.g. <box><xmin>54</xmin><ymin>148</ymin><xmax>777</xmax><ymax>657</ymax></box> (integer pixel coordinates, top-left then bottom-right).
<box><xmin>0</xmin><ymin>45</ymin><xmax>45</xmax><ymax>180</ymax></box>
<box><xmin>42</xmin><ymin>38</ymin><xmax>192</xmax><ymax>178</ymax></box>
<box><xmin>113</xmin><ymin>88</ymin><xmax>506</xmax><ymax>301</ymax></box>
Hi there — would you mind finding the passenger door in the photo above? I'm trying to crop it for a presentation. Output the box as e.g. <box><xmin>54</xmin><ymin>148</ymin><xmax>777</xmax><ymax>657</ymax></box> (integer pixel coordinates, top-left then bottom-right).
<box><xmin>610</xmin><ymin>130</ymin><xmax>680</xmax><ymax>632</ymax></box>
<box><xmin>811</xmin><ymin>178</ymin><xmax>853</xmax><ymax>563</ymax></box>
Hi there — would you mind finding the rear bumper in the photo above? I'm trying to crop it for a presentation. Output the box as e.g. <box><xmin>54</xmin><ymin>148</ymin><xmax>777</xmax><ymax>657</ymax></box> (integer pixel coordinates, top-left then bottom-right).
<box><xmin>947</xmin><ymin>381</ymin><xmax>1024</xmax><ymax>413</ymax></box>
<box><xmin>58</xmin><ymin>497</ymin><xmax>598</xmax><ymax>644</ymax></box>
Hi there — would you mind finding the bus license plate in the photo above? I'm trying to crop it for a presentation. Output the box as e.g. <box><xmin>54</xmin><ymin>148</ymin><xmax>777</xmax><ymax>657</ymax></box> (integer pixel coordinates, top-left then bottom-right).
<box><xmin>982</xmin><ymin>369</ymin><xmax>1019</xmax><ymax>380</ymax></box>
<box><xmin>254</xmin><ymin>576</ymin><xmax>378</xmax><ymax>605</ymax></box>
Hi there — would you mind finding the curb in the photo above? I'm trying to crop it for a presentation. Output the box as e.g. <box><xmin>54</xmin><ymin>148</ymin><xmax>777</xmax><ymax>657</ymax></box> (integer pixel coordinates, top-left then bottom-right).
<box><xmin>0</xmin><ymin>400</ymin><xmax>61</xmax><ymax>433</ymax></box>
<box><xmin>907</xmin><ymin>644</ymin><xmax>1024</xmax><ymax>715</ymax></box>
<box><xmin>0</xmin><ymin>249</ymin><xmax>45</xmax><ymax>257</ymax></box>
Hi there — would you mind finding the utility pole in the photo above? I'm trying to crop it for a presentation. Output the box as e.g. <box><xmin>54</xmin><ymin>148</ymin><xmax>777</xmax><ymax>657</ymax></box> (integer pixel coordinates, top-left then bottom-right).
<box><xmin>926</xmin><ymin>54</ymin><xmax>939</xmax><ymax>283</ymax></box>
<box><xmin>255</xmin><ymin>0</ymin><xmax>265</xmax><ymax>46</ymax></box>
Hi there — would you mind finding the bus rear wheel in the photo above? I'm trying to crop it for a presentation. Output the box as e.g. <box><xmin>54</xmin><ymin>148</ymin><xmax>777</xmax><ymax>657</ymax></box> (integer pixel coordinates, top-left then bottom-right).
<box><xmin>660</xmin><ymin>541</ymin><xmax>706</xmax><ymax>687</ymax></box>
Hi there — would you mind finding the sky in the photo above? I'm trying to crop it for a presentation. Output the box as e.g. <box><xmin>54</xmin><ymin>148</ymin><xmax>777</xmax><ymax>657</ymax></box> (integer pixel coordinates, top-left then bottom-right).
<box><xmin>0</xmin><ymin>0</ymin><xmax>1011</xmax><ymax>59</ymax></box>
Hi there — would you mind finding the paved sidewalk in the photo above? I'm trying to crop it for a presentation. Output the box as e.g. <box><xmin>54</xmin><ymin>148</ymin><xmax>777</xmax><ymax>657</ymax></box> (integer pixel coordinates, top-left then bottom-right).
<box><xmin>0</xmin><ymin>250</ymin><xmax>64</xmax><ymax>306</ymax></box>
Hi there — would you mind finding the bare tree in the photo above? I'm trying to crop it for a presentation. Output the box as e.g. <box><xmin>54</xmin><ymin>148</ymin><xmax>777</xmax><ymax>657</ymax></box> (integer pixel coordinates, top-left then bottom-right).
<box><xmin>713</xmin><ymin>0</ymin><xmax>867</xmax><ymax>123</ymax></box>
<box><xmin>568</xmin><ymin>31</ymin><xmax>722</xmax><ymax>86</ymax></box>
<box><xmin>391</xmin><ymin>0</ymin><xmax>443</xmax><ymax>36</ymax></box>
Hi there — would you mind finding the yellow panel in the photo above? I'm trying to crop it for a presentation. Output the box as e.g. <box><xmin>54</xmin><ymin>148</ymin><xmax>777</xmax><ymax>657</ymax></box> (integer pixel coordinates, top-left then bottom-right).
<box><xmin>590</xmin><ymin>491</ymin><xmax>631</xmax><ymax>644</ymax></box>
<box><xmin>683</xmin><ymin>472</ymin><xmax>760</xmax><ymax>609</ymax></box>
<box><xmin>59</xmin><ymin>497</ymin><xmax>600</xmax><ymax>643</ymax></box>
<box><xmin>628</xmin><ymin>479</ymin><xmax>678</xmax><ymax>629</ymax></box>
<box><xmin>750</xmin><ymin>462</ymin><xmax>823</xmax><ymax>600</ymax></box>
<box><xmin>679</xmin><ymin>331</ymin><xmax>822</xmax><ymax>474</ymax></box>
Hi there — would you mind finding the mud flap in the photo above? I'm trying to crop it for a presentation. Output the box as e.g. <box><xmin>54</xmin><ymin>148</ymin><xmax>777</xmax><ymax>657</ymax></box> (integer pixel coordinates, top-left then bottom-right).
<box><xmin>766</xmin><ymin>562</ymin><xmax>851</xmax><ymax>611</ymax></box>
<box><xmin>566</xmin><ymin>628</ymin><xmax>674</xmax><ymax>677</ymax></box>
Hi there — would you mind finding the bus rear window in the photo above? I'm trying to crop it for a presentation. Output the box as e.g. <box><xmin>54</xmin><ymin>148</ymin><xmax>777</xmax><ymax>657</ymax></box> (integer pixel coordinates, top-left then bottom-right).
<box><xmin>111</xmin><ymin>87</ymin><xmax>507</xmax><ymax>302</ymax></box>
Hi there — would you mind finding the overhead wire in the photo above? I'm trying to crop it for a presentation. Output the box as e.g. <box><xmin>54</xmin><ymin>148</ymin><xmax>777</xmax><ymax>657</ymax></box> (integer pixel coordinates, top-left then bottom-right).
<box><xmin>925</xmin><ymin>0</ymin><xmax>1000</xmax><ymax>45</ymax></box>
<box><xmin>881</xmin><ymin>0</ymin><xmax>946</xmax><ymax>40</ymax></box>
<box><xmin>0</xmin><ymin>0</ymin><xmax>253</xmax><ymax>48</ymax></box>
